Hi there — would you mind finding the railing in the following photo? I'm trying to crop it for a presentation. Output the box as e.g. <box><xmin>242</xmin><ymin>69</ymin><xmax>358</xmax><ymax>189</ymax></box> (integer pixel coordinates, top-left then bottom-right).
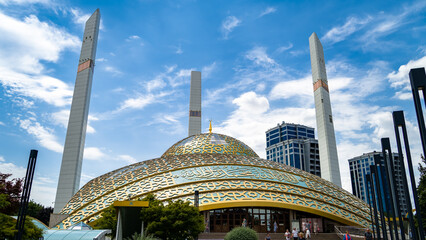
<box><xmin>335</xmin><ymin>226</ymin><xmax>367</xmax><ymax>239</ymax></box>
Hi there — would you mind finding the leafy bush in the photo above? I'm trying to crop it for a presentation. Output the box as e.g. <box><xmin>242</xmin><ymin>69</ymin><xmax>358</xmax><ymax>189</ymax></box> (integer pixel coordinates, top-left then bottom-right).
<box><xmin>0</xmin><ymin>213</ymin><xmax>43</xmax><ymax>240</ymax></box>
<box><xmin>124</xmin><ymin>231</ymin><xmax>159</xmax><ymax>240</ymax></box>
<box><xmin>224</xmin><ymin>227</ymin><xmax>258</xmax><ymax>240</ymax></box>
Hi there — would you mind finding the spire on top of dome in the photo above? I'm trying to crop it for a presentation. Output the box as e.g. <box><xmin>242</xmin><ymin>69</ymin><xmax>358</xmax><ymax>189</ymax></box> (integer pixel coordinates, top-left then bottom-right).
<box><xmin>209</xmin><ymin>120</ymin><xmax>212</xmax><ymax>133</ymax></box>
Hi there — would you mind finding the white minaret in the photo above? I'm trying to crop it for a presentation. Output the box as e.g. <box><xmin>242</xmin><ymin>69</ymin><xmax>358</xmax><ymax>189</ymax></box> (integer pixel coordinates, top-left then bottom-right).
<box><xmin>188</xmin><ymin>71</ymin><xmax>201</xmax><ymax>136</ymax></box>
<box><xmin>54</xmin><ymin>9</ymin><xmax>100</xmax><ymax>213</ymax></box>
<box><xmin>309</xmin><ymin>32</ymin><xmax>342</xmax><ymax>187</ymax></box>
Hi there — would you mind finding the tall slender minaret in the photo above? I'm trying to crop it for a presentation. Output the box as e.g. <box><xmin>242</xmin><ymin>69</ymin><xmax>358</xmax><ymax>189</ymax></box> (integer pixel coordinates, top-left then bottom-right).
<box><xmin>188</xmin><ymin>71</ymin><xmax>201</xmax><ymax>136</ymax></box>
<box><xmin>309</xmin><ymin>32</ymin><xmax>342</xmax><ymax>187</ymax></box>
<box><xmin>54</xmin><ymin>9</ymin><xmax>100</xmax><ymax>213</ymax></box>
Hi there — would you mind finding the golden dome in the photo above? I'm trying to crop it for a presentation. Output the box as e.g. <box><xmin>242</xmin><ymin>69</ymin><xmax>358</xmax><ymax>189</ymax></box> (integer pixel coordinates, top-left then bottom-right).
<box><xmin>162</xmin><ymin>133</ymin><xmax>259</xmax><ymax>158</ymax></box>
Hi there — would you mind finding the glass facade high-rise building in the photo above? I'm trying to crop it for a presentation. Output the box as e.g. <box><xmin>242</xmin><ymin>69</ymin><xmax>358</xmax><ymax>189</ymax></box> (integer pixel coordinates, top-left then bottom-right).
<box><xmin>348</xmin><ymin>151</ymin><xmax>407</xmax><ymax>215</ymax></box>
<box><xmin>266</xmin><ymin>122</ymin><xmax>321</xmax><ymax>177</ymax></box>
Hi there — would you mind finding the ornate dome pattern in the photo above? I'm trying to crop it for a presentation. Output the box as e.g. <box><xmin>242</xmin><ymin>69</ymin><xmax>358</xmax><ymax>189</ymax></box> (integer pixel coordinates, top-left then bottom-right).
<box><xmin>162</xmin><ymin>133</ymin><xmax>258</xmax><ymax>157</ymax></box>
<box><xmin>56</xmin><ymin>134</ymin><xmax>372</xmax><ymax>229</ymax></box>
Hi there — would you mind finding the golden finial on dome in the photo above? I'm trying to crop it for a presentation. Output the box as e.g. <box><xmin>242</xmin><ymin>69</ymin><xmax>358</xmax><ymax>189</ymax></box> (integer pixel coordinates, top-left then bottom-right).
<box><xmin>209</xmin><ymin>120</ymin><xmax>212</xmax><ymax>133</ymax></box>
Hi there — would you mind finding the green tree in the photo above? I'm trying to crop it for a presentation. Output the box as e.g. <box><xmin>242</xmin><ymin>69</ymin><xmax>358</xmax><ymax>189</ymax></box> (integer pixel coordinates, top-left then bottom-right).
<box><xmin>92</xmin><ymin>204</ymin><xmax>117</xmax><ymax>237</ymax></box>
<box><xmin>0</xmin><ymin>172</ymin><xmax>44</xmax><ymax>239</ymax></box>
<box><xmin>0</xmin><ymin>213</ymin><xmax>44</xmax><ymax>239</ymax></box>
<box><xmin>27</xmin><ymin>200</ymin><xmax>53</xmax><ymax>225</ymax></box>
<box><xmin>140</xmin><ymin>194</ymin><xmax>204</xmax><ymax>240</ymax></box>
<box><xmin>418</xmin><ymin>155</ymin><xmax>426</xmax><ymax>231</ymax></box>
<box><xmin>124</xmin><ymin>230</ymin><xmax>159</xmax><ymax>240</ymax></box>
<box><xmin>224</xmin><ymin>227</ymin><xmax>258</xmax><ymax>240</ymax></box>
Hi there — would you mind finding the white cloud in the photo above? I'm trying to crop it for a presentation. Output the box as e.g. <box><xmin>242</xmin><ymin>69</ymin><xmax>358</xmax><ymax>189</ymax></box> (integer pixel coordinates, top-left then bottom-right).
<box><xmin>259</xmin><ymin>7</ymin><xmax>277</xmax><ymax>18</ymax></box>
<box><xmin>118</xmin><ymin>155</ymin><xmax>138</xmax><ymax>164</ymax></box>
<box><xmin>104</xmin><ymin>66</ymin><xmax>123</xmax><ymax>76</ymax></box>
<box><xmin>202</xmin><ymin>62</ymin><xmax>217</xmax><ymax>79</ymax></box>
<box><xmin>127</xmin><ymin>35</ymin><xmax>140</xmax><ymax>40</ymax></box>
<box><xmin>0</xmin><ymin>12</ymin><xmax>80</xmax><ymax>74</ymax></box>
<box><xmin>215</xmin><ymin>91</ymin><xmax>316</xmax><ymax>156</ymax></box>
<box><xmin>146</xmin><ymin>77</ymin><xmax>166</xmax><ymax>92</ymax></box>
<box><xmin>70</xmin><ymin>8</ymin><xmax>91</xmax><ymax>26</ymax></box>
<box><xmin>221</xmin><ymin>16</ymin><xmax>241</xmax><ymax>39</ymax></box>
<box><xmin>0</xmin><ymin>0</ymin><xmax>50</xmax><ymax>5</ymax></box>
<box><xmin>0</xmin><ymin>11</ymin><xmax>79</xmax><ymax>107</ymax></box>
<box><xmin>0</xmin><ymin>121</ymin><xmax>5</xmax><ymax>126</ymax></box>
<box><xmin>175</xmin><ymin>45</ymin><xmax>183</xmax><ymax>54</ymax></box>
<box><xmin>269</xmin><ymin>76</ymin><xmax>312</xmax><ymax>104</ymax></box>
<box><xmin>18</xmin><ymin>118</ymin><xmax>63</xmax><ymax>153</ymax></box>
<box><xmin>0</xmin><ymin>67</ymin><xmax>73</xmax><ymax>107</ymax></box>
<box><xmin>276</xmin><ymin>43</ymin><xmax>293</xmax><ymax>53</ymax></box>
<box><xmin>0</xmin><ymin>155</ymin><xmax>26</xmax><ymax>177</ymax></box>
<box><xmin>245</xmin><ymin>47</ymin><xmax>276</xmax><ymax>67</ymax></box>
<box><xmin>0</xmin><ymin>155</ymin><xmax>57</xmax><ymax>207</ymax></box>
<box><xmin>359</xmin><ymin>2</ymin><xmax>426</xmax><ymax>50</ymax></box>
<box><xmin>322</xmin><ymin>16</ymin><xmax>372</xmax><ymax>44</ymax></box>
<box><xmin>205</xmin><ymin>46</ymin><xmax>285</xmax><ymax>106</ymax></box>
<box><xmin>387</xmin><ymin>56</ymin><xmax>426</xmax><ymax>99</ymax></box>
<box><xmin>84</xmin><ymin>147</ymin><xmax>106</xmax><ymax>160</ymax></box>
<box><xmin>116</xmin><ymin>91</ymin><xmax>172</xmax><ymax>112</ymax></box>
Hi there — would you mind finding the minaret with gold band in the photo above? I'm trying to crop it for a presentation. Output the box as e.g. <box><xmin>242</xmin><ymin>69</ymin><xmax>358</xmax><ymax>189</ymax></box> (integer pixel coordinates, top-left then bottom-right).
<box><xmin>309</xmin><ymin>32</ymin><xmax>341</xmax><ymax>187</ymax></box>
<box><xmin>54</xmin><ymin>9</ymin><xmax>101</xmax><ymax>213</ymax></box>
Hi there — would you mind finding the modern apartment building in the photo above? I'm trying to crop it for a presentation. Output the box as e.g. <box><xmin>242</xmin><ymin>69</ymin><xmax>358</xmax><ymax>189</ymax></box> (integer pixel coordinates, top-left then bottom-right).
<box><xmin>348</xmin><ymin>151</ymin><xmax>407</xmax><ymax>215</ymax></box>
<box><xmin>266</xmin><ymin>122</ymin><xmax>321</xmax><ymax>177</ymax></box>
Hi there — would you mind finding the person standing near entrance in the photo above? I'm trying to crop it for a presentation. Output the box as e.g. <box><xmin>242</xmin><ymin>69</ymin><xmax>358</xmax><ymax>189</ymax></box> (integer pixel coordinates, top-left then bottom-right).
<box><xmin>305</xmin><ymin>228</ymin><xmax>311</xmax><ymax>239</ymax></box>
<box><xmin>343</xmin><ymin>231</ymin><xmax>352</xmax><ymax>240</ymax></box>
<box><xmin>292</xmin><ymin>228</ymin><xmax>298</xmax><ymax>240</ymax></box>
<box><xmin>274</xmin><ymin>221</ymin><xmax>278</xmax><ymax>233</ymax></box>
<box><xmin>364</xmin><ymin>229</ymin><xmax>372</xmax><ymax>240</ymax></box>
<box><xmin>285</xmin><ymin>229</ymin><xmax>291</xmax><ymax>240</ymax></box>
<box><xmin>265</xmin><ymin>232</ymin><xmax>271</xmax><ymax>240</ymax></box>
<box><xmin>242</xmin><ymin>218</ymin><xmax>247</xmax><ymax>227</ymax></box>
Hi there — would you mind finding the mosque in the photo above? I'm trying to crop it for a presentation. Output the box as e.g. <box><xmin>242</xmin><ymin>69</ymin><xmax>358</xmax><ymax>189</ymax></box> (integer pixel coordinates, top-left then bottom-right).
<box><xmin>54</xmin><ymin>126</ymin><xmax>371</xmax><ymax>232</ymax></box>
<box><xmin>51</xmin><ymin>9</ymin><xmax>372</xmax><ymax>234</ymax></box>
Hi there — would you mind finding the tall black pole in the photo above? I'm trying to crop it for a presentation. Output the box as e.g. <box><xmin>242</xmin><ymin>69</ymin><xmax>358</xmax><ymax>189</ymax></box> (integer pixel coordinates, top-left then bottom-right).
<box><xmin>381</xmin><ymin>138</ymin><xmax>400</xmax><ymax>240</ymax></box>
<box><xmin>15</xmin><ymin>150</ymin><xmax>38</xmax><ymax>240</ymax></box>
<box><xmin>372</xmin><ymin>164</ymin><xmax>388</xmax><ymax>240</ymax></box>
<box><xmin>369</xmin><ymin>173</ymin><xmax>381</xmax><ymax>240</ymax></box>
<box><xmin>366</xmin><ymin>175</ymin><xmax>377</xmax><ymax>240</ymax></box>
<box><xmin>392</xmin><ymin>111</ymin><xmax>418</xmax><ymax>240</ymax></box>
<box><xmin>409</xmin><ymin>67</ymin><xmax>426</xmax><ymax>239</ymax></box>
<box><xmin>384</xmin><ymin>138</ymin><xmax>406</xmax><ymax>240</ymax></box>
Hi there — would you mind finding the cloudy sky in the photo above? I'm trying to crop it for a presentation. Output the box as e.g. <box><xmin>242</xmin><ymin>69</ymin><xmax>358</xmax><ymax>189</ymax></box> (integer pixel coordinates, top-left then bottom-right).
<box><xmin>1</xmin><ymin>0</ymin><xmax>426</xmax><ymax>207</ymax></box>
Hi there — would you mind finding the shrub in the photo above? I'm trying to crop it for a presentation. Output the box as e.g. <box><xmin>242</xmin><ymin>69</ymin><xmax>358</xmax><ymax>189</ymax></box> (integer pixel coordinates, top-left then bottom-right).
<box><xmin>224</xmin><ymin>227</ymin><xmax>258</xmax><ymax>240</ymax></box>
<box><xmin>124</xmin><ymin>230</ymin><xmax>159</xmax><ymax>240</ymax></box>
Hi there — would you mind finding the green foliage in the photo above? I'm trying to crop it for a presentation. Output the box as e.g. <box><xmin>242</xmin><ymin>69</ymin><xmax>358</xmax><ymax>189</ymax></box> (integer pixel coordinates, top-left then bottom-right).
<box><xmin>0</xmin><ymin>213</ymin><xmax>43</xmax><ymax>240</ymax></box>
<box><xmin>140</xmin><ymin>194</ymin><xmax>204</xmax><ymax>240</ymax></box>
<box><xmin>124</xmin><ymin>230</ymin><xmax>159</xmax><ymax>240</ymax></box>
<box><xmin>27</xmin><ymin>200</ymin><xmax>53</xmax><ymax>225</ymax></box>
<box><xmin>92</xmin><ymin>204</ymin><xmax>117</xmax><ymax>237</ymax></box>
<box><xmin>0</xmin><ymin>193</ymin><xmax>11</xmax><ymax>210</ymax></box>
<box><xmin>224</xmin><ymin>227</ymin><xmax>258</xmax><ymax>240</ymax></box>
<box><xmin>0</xmin><ymin>172</ymin><xmax>23</xmax><ymax>215</ymax></box>
<box><xmin>418</xmin><ymin>155</ymin><xmax>426</xmax><ymax>231</ymax></box>
<box><xmin>0</xmin><ymin>213</ymin><xmax>16</xmax><ymax>239</ymax></box>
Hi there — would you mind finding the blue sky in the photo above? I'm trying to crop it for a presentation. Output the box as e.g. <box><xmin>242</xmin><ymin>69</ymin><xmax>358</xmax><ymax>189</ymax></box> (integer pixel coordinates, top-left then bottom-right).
<box><xmin>1</xmin><ymin>0</ymin><xmax>426</xmax><ymax>207</ymax></box>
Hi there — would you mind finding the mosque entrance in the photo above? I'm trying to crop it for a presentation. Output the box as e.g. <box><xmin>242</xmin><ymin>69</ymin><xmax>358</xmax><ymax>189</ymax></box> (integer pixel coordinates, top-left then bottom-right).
<box><xmin>206</xmin><ymin>207</ymin><xmax>289</xmax><ymax>233</ymax></box>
